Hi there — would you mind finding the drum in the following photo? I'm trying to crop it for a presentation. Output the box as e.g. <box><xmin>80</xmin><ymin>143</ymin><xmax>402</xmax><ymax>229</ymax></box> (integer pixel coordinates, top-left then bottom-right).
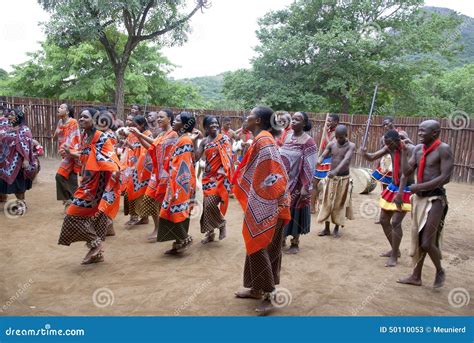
<box><xmin>350</xmin><ymin>168</ymin><xmax>377</xmax><ymax>194</ymax></box>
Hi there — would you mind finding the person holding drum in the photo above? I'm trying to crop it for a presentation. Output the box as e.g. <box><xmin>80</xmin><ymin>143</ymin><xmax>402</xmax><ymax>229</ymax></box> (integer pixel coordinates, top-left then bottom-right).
<box><xmin>360</xmin><ymin>129</ymin><xmax>415</xmax><ymax>267</ymax></box>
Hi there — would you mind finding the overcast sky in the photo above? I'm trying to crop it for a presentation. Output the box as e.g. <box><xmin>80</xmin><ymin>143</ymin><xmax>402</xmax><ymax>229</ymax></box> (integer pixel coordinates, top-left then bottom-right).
<box><xmin>0</xmin><ymin>0</ymin><xmax>473</xmax><ymax>79</ymax></box>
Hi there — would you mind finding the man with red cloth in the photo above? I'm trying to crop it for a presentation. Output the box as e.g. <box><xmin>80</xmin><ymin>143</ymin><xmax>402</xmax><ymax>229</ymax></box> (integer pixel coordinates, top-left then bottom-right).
<box><xmin>397</xmin><ymin>120</ymin><xmax>453</xmax><ymax>288</ymax></box>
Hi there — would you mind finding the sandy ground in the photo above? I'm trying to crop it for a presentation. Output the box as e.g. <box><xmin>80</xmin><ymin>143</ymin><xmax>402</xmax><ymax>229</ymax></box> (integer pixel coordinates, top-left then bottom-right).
<box><xmin>0</xmin><ymin>158</ymin><xmax>473</xmax><ymax>316</ymax></box>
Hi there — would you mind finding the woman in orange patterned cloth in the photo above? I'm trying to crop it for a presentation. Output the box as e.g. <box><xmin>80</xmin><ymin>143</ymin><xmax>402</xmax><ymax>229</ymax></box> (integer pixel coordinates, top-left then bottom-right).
<box><xmin>54</xmin><ymin>103</ymin><xmax>81</xmax><ymax>212</ymax></box>
<box><xmin>128</xmin><ymin>109</ymin><xmax>178</xmax><ymax>242</ymax></box>
<box><xmin>122</xmin><ymin>115</ymin><xmax>153</xmax><ymax>226</ymax></box>
<box><xmin>58</xmin><ymin>108</ymin><xmax>121</xmax><ymax>265</ymax></box>
<box><xmin>195</xmin><ymin>115</ymin><xmax>233</xmax><ymax>244</ymax></box>
<box><xmin>157</xmin><ymin>112</ymin><xmax>198</xmax><ymax>255</ymax></box>
<box><xmin>233</xmin><ymin>106</ymin><xmax>291</xmax><ymax>314</ymax></box>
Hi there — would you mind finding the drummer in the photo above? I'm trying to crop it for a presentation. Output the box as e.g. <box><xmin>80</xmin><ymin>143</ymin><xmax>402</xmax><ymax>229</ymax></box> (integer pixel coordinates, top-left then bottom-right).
<box><xmin>360</xmin><ymin>129</ymin><xmax>415</xmax><ymax>267</ymax></box>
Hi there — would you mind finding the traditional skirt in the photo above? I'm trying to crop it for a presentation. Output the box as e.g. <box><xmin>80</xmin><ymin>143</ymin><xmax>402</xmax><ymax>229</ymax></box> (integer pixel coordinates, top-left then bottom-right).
<box><xmin>157</xmin><ymin>218</ymin><xmax>190</xmax><ymax>242</ymax></box>
<box><xmin>138</xmin><ymin>194</ymin><xmax>161</xmax><ymax>217</ymax></box>
<box><xmin>379</xmin><ymin>183</ymin><xmax>411</xmax><ymax>212</ymax></box>
<box><xmin>314</xmin><ymin>156</ymin><xmax>331</xmax><ymax>179</ymax></box>
<box><xmin>317</xmin><ymin>174</ymin><xmax>354</xmax><ymax>226</ymax></box>
<box><xmin>55</xmin><ymin>172</ymin><xmax>78</xmax><ymax>201</ymax></box>
<box><xmin>284</xmin><ymin>205</ymin><xmax>311</xmax><ymax>237</ymax></box>
<box><xmin>0</xmin><ymin>169</ymin><xmax>32</xmax><ymax>194</ymax></box>
<box><xmin>58</xmin><ymin>212</ymin><xmax>109</xmax><ymax>247</ymax></box>
<box><xmin>371</xmin><ymin>168</ymin><xmax>393</xmax><ymax>185</ymax></box>
<box><xmin>409</xmin><ymin>191</ymin><xmax>448</xmax><ymax>265</ymax></box>
<box><xmin>200</xmin><ymin>195</ymin><xmax>226</xmax><ymax>233</ymax></box>
<box><xmin>243</xmin><ymin>222</ymin><xmax>284</xmax><ymax>293</ymax></box>
<box><xmin>124</xmin><ymin>193</ymin><xmax>140</xmax><ymax>216</ymax></box>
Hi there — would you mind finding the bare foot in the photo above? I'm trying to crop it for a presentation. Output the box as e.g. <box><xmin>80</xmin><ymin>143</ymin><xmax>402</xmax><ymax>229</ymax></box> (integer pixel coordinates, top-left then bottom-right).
<box><xmin>397</xmin><ymin>275</ymin><xmax>422</xmax><ymax>286</ymax></box>
<box><xmin>82</xmin><ymin>246</ymin><xmax>104</xmax><ymax>264</ymax></box>
<box><xmin>106</xmin><ymin>223</ymin><xmax>115</xmax><ymax>236</ymax></box>
<box><xmin>385</xmin><ymin>256</ymin><xmax>398</xmax><ymax>267</ymax></box>
<box><xmin>284</xmin><ymin>245</ymin><xmax>299</xmax><ymax>254</ymax></box>
<box><xmin>146</xmin><ymin>230</ymin><xmax>158</xmax><ymax>243</ymax></box>
<box><xmin>255</xmin><ymin>299</ymin><xmax>275</xmax><ymax>315</ymax></box>
<box><xmin>318</xmin><ymin>228</ymin><xmax>330</xmax><ymax>236</ymax></box>
<box><xmin>125</xmin><ymin>216</ymin><xmax>139</xmax><ymax>226</ymax></box>
<box><xmin>201</xmin><ymin>232</ymin><xmax>215</xmax><ymax>244</ymax></box>
<box><xmin>433</xmin><ymin>269</ymin><xmax>445</xmax><ymax>288</ymax></box>
<box><xmin>380</xmin><ymin>250</ymin><xmax>401</xmax><ymax>258</ymax></box>
<box><xmin>235</xmin><ymin>289</ymin><xmax>263</xmax><ymax>300</ymax></box>
<box><xmin>134</xmin><ymin>217</ymin><xmax>149</xmax><ymax>225</ymax></box>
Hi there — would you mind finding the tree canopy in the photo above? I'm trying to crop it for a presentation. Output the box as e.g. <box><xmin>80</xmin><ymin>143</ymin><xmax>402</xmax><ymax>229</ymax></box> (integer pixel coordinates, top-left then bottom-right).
<box><xmin>223</xmin><ymin>0</ymin><xmax>465</xmax><ymax>116</ymax></box>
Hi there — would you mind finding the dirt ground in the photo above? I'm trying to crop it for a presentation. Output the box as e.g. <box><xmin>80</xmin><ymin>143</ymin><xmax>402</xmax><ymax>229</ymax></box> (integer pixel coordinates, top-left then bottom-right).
<box><xmin>1</xmin><ymin>158</ymin><xmax>472</xmax><ymax>316</ymax></box>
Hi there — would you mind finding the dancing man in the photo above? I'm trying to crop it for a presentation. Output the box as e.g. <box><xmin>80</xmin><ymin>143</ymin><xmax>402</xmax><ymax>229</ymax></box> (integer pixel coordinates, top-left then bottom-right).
<box><xmin>360</xmin><ymin>129</ymin><xmax>415</xmax><ymax>266</ymax></box>
<box><xmin>398</xmin><ymin>120</ymin><xmax>453</xmax><ymax>288</ymax></box>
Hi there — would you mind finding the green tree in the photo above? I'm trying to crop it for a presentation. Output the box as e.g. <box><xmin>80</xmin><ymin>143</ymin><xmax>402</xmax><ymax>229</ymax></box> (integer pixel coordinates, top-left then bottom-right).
<box><xmin>224</xmin><ymin>0</ymin><xmax>462</xmax><ymax>114</ymax></box>
<box><xmin>38</xmin><ymin>0</ymin><xmax>210</xmax><ymax>116</ymax></box>
<box><xmin>4</xmin><ymin>38</ymin><xmax>205</xmax><ymax>108</ymax></box>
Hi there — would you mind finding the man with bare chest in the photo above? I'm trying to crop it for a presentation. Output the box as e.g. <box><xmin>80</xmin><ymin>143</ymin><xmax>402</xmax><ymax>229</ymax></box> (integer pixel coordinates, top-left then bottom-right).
<box><xmin>361</xmin><ymin>130</ymin><xmax>415</xmax><ymax>267</ymax></box>
<box><xmin>317</xmin><ymin>125</ymin><xmax>355</xmax><ymax>238</ymax></box>
<box><xmin>397</xmin><ymin>120</ymin><xmax>453</xmax><ymax>288</ymax></box>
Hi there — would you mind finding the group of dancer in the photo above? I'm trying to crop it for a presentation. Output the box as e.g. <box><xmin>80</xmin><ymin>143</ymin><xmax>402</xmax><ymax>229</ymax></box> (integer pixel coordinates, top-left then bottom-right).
<box><xmin>0</xmin><ymin>103</ymin><xmax>454</xmax><ymax>313</ymax></box>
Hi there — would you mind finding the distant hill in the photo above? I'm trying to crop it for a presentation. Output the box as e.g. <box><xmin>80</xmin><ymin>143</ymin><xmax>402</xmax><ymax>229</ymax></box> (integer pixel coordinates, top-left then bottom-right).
<box><xmin>180</xmin><ymin>74</ymin><xmax>225</xmax><ymax>105</ymax></box>
<box><xmin>423</xmin><ymin>6</ymin><xmax>474</xmax><ymax>65</ymax></box>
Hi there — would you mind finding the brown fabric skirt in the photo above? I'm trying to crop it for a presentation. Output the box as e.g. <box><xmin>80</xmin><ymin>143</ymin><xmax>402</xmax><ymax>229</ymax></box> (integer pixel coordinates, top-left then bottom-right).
<box><xmin>157</xmin><ymin>218</ymin><xmax>190</xmax><ymax>242</ymax></box>
<box><xmin>138</xmin><ymin>194</ymin><xmax>161</xmax><ymax>217</ymax></box>
<box><xmin>124</xmin><ymin>194</ymin><xmax>141</xmax><ymax>216</ymax></box>
<box><xmin>55</xmin><ymin>173</ymin><xmax>78</xmax><ymax>201</ymax></box>
<box><xmin>243</xmin><ymin>221</ymin><xmax>284</xmax><ymax>293</ymax></box>
<box><xmin>200</xmin><ymin>195</ymin><xmax>226</xmax><ymax>233</ymax></box>
<box><xmin>58</xmin><ymin>212</ymin><xmax>108</xmax><ymax>246</ymax></box>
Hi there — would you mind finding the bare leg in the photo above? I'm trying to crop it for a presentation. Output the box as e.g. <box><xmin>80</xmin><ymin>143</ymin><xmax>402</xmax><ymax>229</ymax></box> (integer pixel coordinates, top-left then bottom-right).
<box><xmin>318</xmin><ymin>221</ymin><xmax>331</xmax><ymax>236</ymax></box>
<box><xmin>397</xmin><ymin>253</ymin><xmax>425</xmax><ymax>286</ymax></box>
<box><xmin>385</xmin><ymin>211</ymin><xmax>406</xmax><ymax>267</ymax></box>
<box><xmin>379</xmin><ymin>209</ymin><xmax>395</xmax><ymax>261</ymax></box>
<box><xmin>15</xmin><ymin>193</ymin><xmax>25</xmax><ymax>200</ymax></box>
<box><xmin>147</xmin><ymin>215</ymin><xmax>159</xmax><ymax>242</ymax></box>
<box><xmin>311</xmin><ymin>178</ymin><xmax>320</xmax><ymax>214</ymax></box>
<box><xmin>419</xmin><ymin>200</ymin><xmax>445</xmax><ymax>287</ymax></box>
<box><xmin>333</xmin><ymin>225</ymin><xmax>341</xmax><ymax>238</ymax></box>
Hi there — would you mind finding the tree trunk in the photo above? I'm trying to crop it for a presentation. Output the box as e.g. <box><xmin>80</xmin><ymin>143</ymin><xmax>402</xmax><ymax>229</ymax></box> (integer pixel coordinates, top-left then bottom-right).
<box><xmin>114</xmin><ymin>68</ymin><xmax>126</xmax><ymax>119</ymax></box>
<box><xmin>341</xmin><ymin>96</ymin><xmax>350</xmax><ymax>114</ymax></box>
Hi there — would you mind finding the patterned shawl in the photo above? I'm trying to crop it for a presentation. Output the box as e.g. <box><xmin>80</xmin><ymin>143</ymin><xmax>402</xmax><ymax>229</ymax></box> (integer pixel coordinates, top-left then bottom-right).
<box><xmin>0</xmin><ymin>124</ymin><xmax>38</xmax><ymax>184</ymax></box>
<box><xmin>233</xmin><ymin>130</ymin><xmax>291</xmax><ymax>255</ymax></box>
<box><xmin>67</xmin><ymin>130</ymin><xmax>121</xmax><ymax>218</ymax></box>
<box><xmin>160</xmin><ymin>134</ymin><xmax>196</xmax><ymax>223</ymax></box>
<box><xmin>280</xmin><ymin>133</ymin><xmax>318</xmax><ymax>208</ymax></box>
<box><xmin>57</xmin><ymin>118</ymin><xmax>81</xmax><ymax>178</ymax></box>
<box><xmin>145</xmin><ymin>130</ymin><xmax>178</xmax><ymax>203</ymax></box>
<box><xmin>202</xmin><ymin>133</ymin><xmax>234</xmax><ymax>215</ymax></box>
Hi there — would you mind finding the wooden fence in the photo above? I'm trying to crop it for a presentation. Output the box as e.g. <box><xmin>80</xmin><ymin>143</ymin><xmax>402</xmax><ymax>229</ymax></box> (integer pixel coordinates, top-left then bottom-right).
<box><xmin>1</xmin><ymin>96</ymin><xmax>472</xmax><ymax>183</ymax></box>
